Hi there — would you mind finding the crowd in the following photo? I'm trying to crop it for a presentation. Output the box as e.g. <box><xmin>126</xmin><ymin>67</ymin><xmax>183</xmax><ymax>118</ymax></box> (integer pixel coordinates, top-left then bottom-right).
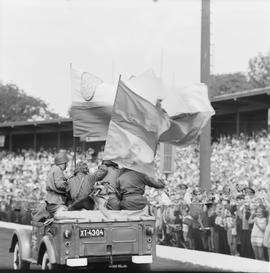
<box><xmin>1</xmin><ymin>130</ymin><xmax>270</xmax><ymax>261</ymax></box>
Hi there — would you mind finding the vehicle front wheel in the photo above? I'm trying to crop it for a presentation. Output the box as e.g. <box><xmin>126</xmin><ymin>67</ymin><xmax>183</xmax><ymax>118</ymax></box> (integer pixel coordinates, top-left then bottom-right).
<box><xmin>13</xmin><ymin>242</ymin><xmax>30</xmax><ymax>270</ymax></box>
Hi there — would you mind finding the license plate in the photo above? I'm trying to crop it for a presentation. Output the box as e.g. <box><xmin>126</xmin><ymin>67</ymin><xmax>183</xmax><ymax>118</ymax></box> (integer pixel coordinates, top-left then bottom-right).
<box><xmin>79</xmin><ymin>228</ymin><xmax>104</xmax><ymax>238</ymax></box>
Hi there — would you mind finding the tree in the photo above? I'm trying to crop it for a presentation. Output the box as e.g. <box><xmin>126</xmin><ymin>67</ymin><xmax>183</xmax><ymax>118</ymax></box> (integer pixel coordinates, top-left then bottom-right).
<box><xmin>209</xmin><ymin>72</ymin><xmax>253</xmax><ymax>96</ymax></box>
<box><xmin>248</xmin><ymin>52</ymin><xmax>270</xmax><ymax>88</ymax></box>
<box><xmin>0</xmin><ymin>83</ymin><xmax>60</xmax><ymax>123</ymax></box>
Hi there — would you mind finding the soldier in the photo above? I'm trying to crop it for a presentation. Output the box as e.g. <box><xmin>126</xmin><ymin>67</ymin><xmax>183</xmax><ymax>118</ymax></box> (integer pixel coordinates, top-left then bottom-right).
<box><xmin>45</xmin><ymin>151</ymin><xmax>69</xmax><ymax>217</ymax></box>
<box><xmin>67</xmin><ymin>161</ymin><xmax>96</xmax><ymax>206</ymax></box>
<box><xmin>96</xmin><ymin>160</ymin><xmax>121</xmax><ymax>210</ymax></box>
<box><xmin>116</xmin><ymin>168</ymin><xmax>165</xmax><ymax>210</ymax></box>
<box><xmin>66</xmin><ymin>160</ymin><xmax>110</xmax><ymax>211</ymax></box>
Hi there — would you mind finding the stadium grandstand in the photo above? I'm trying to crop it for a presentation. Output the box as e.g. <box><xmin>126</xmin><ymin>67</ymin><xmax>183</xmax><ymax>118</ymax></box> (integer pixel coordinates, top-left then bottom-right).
<box><xmin>1</xmin><ymin>86</ymin><xmax>270</xmax><ymax>264</ymax></box>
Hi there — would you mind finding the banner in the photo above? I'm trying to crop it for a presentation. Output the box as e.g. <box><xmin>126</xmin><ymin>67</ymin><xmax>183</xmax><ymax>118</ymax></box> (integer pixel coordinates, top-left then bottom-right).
<box><xmin>70</xmin><ymin>66</ymin><xmax>117</xmax><ymax>140</ymax></box>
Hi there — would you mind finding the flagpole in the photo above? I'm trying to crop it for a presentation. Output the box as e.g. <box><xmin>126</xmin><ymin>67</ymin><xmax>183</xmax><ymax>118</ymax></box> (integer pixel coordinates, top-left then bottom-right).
<box><xmin>112</xmin><ymin>60</ymin><xmax>115</xmax><ymax>84</ymax></box>
<box><xmin>103</xmin><ymin>74</ymin><xmax>121</xmax><ymax>160</ymax></box>
<box><xmin>112</xmin><ymin>74</ymin><xmax>122</xmax><ymax>110</ymax></box>
<box><xmin>160</xmin><ymin>48</ymin><xmax>164</xmax><ymax>78</ymax></box>
<box><xmin>73</xmin><ymin>137</ymin><xmax>76</xmax><ymax>169</ymax></box>
<box><xmin>70</xmin><ymin>62</ymin><xmax>76</xmax><ymax>168</ymax></box>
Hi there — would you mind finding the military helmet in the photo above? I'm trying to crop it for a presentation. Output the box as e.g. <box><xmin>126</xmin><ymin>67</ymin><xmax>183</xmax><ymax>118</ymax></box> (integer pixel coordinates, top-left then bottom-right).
<box><xmin>74</xmin><ymin>161</ymin><xmax>89</xmax><ymax>175</ymax></box>
<box><xmin>102</xmin><ymin>160</ymin><xmax>118</xmax><ymax>168</ymax></box>
<box><xmin>54</xmin><ymin>152</ymin><xmax>69</xmax><ymax>165</ymax></box>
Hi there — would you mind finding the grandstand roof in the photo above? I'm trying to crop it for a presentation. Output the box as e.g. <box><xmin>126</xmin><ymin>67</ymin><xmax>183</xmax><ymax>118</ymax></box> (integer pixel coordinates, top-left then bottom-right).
<box><xmin>211</xmin><ymin>86</ymin><xmax>270</xmax><ymax>115</ymax></box>
<box><xmin>0</xmin><ymin>118</ymin><xmax>72</xmax><ymax>128</ymax></box>
<box><xmin>0</xmin><ymin>118</ymin><xmax>72</xmax><ymax>135</ymax></box>
<box><xmin>0</xmin><ymin>86</ymin><xmax>270</xmax><ymax>129</ymax></box>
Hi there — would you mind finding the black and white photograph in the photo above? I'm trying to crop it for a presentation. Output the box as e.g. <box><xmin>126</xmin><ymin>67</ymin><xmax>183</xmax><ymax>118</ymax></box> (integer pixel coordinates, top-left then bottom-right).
<box><xmin>0</xmin><ymin>0</ymin><xmax>270</xmax><ymax>271</ymax></box>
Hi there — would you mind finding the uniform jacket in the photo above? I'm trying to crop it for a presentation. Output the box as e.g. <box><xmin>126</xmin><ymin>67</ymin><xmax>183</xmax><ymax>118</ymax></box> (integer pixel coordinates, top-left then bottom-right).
<box><xmin>117</xmin><ymin>169</ymin><xmax>165</xmax><ymax>197</ymax></box>
<box><xmin>67</xmin><ymin>173</ymin><xmax>95</xmax><ymax>202</ymax></box>
<box><xmin>45</xmin><ymin>165</ymin><xmax>68</xmax><ymax>205</ymax></box>
<box><xmin>98</xmin><ymin>166</ymin><xmax>120</xmax><ymax>192</ymax></box>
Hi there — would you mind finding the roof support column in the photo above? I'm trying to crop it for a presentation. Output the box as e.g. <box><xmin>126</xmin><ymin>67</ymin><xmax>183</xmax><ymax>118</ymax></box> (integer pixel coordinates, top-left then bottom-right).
<box><xmin>33</xmin><ymin>131</ymin><xmax>37</xmax><ymax>152</ymax></box>
<box><xmin>57</xmin><ymin>128</ymin><xmax>61</xmax><ymax>151</ymax></box>
<box><xmin>82</xmin><ymin>141</ymin><xmax>85</xmax><ymax>153</ymax></box>
<box><xmin>9</xmin><ymin>133</ymin><xmax>13</xmax><ymax>152</ymax></box>
<box><xmin>73</xmin><ymin>137</ymin><xmax>77</xmax><ymax>168</ymax></box>
<box><xmin>236</xmin><ymin>110</ymin><xmax>240</xmax><ymax>137</ymax></box>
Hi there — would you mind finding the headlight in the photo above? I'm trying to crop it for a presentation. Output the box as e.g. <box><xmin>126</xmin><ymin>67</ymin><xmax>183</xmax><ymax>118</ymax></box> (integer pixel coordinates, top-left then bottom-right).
<box><xmin>145</xmin><ymin>226</ymin><xmax>154</xmax><ymax>236</ymax></box>
<box><xmin>63</xmin><ymin>229</ymin><xmax>72</xmax><ymax>239</ymax></box>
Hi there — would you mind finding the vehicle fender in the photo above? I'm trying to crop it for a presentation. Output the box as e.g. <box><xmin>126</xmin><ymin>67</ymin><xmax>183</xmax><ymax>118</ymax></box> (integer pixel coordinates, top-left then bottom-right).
<box><xmin>37</xmin><ymin>235</ymin><xmax>57</xmax><ymax>265</ymax></box>
<box><xmin>9</xmin><ymin>229</ymin><xmax>32</xmax><ymax>260</ymax></box>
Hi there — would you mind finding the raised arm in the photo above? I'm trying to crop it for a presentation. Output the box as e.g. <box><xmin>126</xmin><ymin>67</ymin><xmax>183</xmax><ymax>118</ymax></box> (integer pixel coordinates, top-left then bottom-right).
<box><xmin>142</xmin><ymin>174</ymin><xmax>165</xmax><ymax>189</ymax></box>
<box><xmin>52</xmin><ymin>167</ymin><xmax>68</xmax><ymax>193</ymax></box>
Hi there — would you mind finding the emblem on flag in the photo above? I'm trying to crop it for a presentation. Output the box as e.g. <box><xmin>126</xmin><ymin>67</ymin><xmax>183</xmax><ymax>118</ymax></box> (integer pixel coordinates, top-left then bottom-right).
<box><xmin>80</xmin><ymin>72</ymin><xmax>103</xmax><ymax>101</ymax></box>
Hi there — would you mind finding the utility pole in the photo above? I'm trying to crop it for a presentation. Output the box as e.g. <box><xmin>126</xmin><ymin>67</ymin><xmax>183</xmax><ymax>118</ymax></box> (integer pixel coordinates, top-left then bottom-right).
<box><xmin>199</xmin><ymin>0</ymin><xmax>211</xmax><ymax>191</ymax></box>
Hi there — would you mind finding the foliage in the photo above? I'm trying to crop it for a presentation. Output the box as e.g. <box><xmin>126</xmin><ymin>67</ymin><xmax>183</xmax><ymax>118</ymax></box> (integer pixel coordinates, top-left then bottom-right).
<box><xmin>209</xmin><ymin>72</ymin><xmax>253</xmax><ymax>96</ymax></box>
<box><xmin>248</xmin><ymin>52</ymin><xmax>270</xmax><ymax>88</ymax></box>
<box><xmin>0</xmin><ymin>83</ymin><xmax>60</xmax><ymax>123</ymax></box>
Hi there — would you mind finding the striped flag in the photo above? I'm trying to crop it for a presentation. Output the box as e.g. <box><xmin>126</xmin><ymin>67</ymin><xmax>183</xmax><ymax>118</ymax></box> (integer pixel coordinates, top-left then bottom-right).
<box><xmin>103</xmin><ymin>80</ymin><xmax>170</xmax><ymax>177</ymax></box>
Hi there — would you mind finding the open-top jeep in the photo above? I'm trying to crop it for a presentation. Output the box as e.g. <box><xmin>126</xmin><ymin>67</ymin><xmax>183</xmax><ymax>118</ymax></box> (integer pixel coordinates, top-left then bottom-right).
<box><xmin>9</xmin><ymin>208</ymin><xmax>156</xmax><ymax>270</ymax></box>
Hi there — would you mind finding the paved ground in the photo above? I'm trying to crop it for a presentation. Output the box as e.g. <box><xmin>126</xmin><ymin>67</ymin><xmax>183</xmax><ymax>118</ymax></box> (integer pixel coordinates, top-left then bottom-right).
<box><xmin>0</xmin><ymin>227</ymin><xmax>219</xmax><ymax>271</ymax></box>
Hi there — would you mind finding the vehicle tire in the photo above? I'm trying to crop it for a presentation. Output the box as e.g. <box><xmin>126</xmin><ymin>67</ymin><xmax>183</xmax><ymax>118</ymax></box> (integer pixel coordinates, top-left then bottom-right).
<box><xmin>41</xmin><ymin>250</ymin><xmax>55</xmax><ymax>270</ymax></box>
<box><xmin>13</xmin><ymin>242</ymin><xmax>30</xmax><ymax>270</ymax></box>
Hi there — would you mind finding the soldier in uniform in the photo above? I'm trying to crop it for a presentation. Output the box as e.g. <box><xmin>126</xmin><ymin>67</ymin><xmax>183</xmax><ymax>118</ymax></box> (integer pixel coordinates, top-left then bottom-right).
<box><xmin>45</xmin><ymin>151</ymin><xmax>69</xmax><ymax>217</ymax></box>
<box><xmin>66</xmin><ymin>161</ymin><xmax>110</xmax><ymax>211</ymax></box>
<box><xmin>116</xmin><ymin>168</ymin><xmax>165</xmax><ymax>210</ymax></box>
<box><xmin>96</xmin><ymin>160</ymin><xmax>121</xmax><ymax>210</ymax></box>
<box><xmin>67</xmin><ymin>161</ymin><xmax>96</xmax><ymax>206</ymax></box>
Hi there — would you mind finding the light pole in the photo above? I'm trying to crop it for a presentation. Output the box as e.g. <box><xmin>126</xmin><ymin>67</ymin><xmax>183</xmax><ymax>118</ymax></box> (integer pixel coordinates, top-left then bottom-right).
<box><xmin>199</xmin><ymin>0</ymin><xmax>211</xmax><ymax>191</ymax></box>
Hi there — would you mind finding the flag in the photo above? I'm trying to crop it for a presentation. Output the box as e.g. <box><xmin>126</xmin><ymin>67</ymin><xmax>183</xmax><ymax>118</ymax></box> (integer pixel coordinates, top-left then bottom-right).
<box><xmin>121</xmin><ymin>71</ymin><xmax>214</xmax><ymax>147</ymax></box>
<box><xmin>159</xmin><ymin>83</ymin><xmax>215</xmax><ymax>146</ymax></box>
<box><xmin>103</xmin><ymin>80</ymin><xmax>170</xmax><ymax>177</ymax></box>
<box><xmin>70</xmin><ymin>66</ymin><xmax>214</xmax><ymax>146</ymax></box>
<box><xmin>70</xmin><ymin>66</ymin><xmax>117</xmax><ymax>141</ymax></box>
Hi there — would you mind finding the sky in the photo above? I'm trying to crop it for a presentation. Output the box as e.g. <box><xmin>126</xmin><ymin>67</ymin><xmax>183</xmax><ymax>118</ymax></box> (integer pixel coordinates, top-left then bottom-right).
<box><xmin>0</xmin><ymin>0</ymin><xmax>270</xmax><ymax>117</ymax></box>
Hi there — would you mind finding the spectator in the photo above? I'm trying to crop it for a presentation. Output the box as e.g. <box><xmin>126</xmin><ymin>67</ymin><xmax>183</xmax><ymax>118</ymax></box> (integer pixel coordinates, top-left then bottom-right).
<box><xmin>215</xmin><ymin>203</ymin><xmax>230</xmax><ymax>254</ymax></box>
<box><xmin>249</xmin><ymin>204</ymin><xmax>267</xmax><ymax>260</ymax></box>
<box><xmin>189</xmin><ymin>188</ymin><xmax>205</xmax><ymax>251</ymax></box>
